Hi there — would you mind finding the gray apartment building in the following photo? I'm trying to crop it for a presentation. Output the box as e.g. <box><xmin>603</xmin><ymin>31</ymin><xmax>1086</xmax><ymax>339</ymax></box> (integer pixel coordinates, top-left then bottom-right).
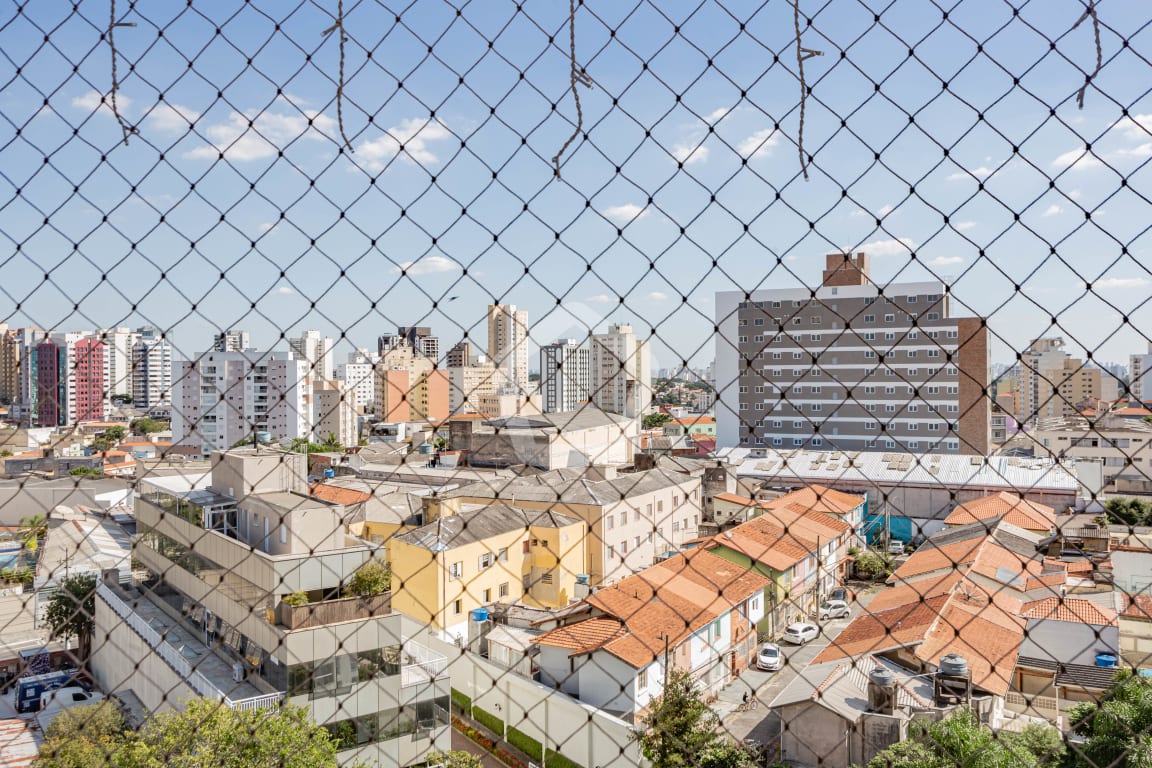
<box><xmin>715</xmin><ymin>253</ymin><xmax>990</xmax><ymax>454</ymax></box>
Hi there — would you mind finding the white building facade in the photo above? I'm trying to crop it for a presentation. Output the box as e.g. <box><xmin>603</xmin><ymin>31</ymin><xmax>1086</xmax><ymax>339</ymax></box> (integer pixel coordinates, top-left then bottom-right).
<box><xmin>590</xmin><ymin>324</ymin><xmax>651</xmax><ymax>418</ymax></box>
<box><xmin>540</xmin><ymin>339</ymin><xmax>591</xmax><ymax>413</ymax></box>
<box><xmin>336</xmin><ymin>350</ymin><xmax>378</xmax><ymax>412</ymax></box>
<box><xmin>131</xmin><ymin>327</ymin><xmax>173</xmax><ymax>410</ymax></box>
<box><xmin>487</xmin><ymin>304</ymin><xmax>529</xmax><ymax>391</ymax></box>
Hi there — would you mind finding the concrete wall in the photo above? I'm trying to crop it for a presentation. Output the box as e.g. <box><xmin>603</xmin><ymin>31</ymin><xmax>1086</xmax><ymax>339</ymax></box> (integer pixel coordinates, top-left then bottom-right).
<box><xmin>777</xmin><ymin>701</ymin><xmax>854</xmax><ymax>768</ymax></box>
<box><xmin>1113</xmin><ymin>550</ymin><xmax>1152</xmax><ymax>595</ymax></box>
<box><xmin>450</xmin><ymin>647</ymin><xmax>643</xmax><ymax>768</ymax></box>
<box><xmin>0</xmin><ymin>481</ymin><xmax>107</xmax><ymax>526</ymax></box>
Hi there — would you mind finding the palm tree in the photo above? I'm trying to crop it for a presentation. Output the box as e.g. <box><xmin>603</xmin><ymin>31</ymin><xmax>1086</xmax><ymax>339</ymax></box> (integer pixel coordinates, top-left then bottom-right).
<box><xmin>18</xmin><ymin>514</ymin><xmax>47</xmax><ymax>553</ymax></box>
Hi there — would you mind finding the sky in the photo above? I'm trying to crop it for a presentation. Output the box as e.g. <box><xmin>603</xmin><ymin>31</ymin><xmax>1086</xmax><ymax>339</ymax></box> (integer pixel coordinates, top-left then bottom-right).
<box><xmin>0</xmin><ymin>0</ymin><xmax>1150</xmax><ymax>372</ymax></box>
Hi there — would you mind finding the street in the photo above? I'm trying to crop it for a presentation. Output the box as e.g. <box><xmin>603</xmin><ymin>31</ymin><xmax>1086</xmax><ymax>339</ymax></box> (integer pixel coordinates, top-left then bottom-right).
<box><xmin>714</xmin><ymin>584</ymin><xmax>882</xmax><ymax>747</ymax></box>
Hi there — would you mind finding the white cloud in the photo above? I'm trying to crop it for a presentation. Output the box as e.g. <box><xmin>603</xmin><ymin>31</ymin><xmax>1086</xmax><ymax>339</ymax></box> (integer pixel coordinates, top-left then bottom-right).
<box><xmin>71</xmin><ymin>90</ymin><xmax>131</xmax><ymax>115</ymax></box>
<box><xmin>1093</xmin><ymin>208</ymin><xmax>1106</xmax><ymax>217</ymax></box>
<box><xmin>1051</xmin><ymin>148</ymin><xmax>1102</xmax><ymax>171</ymax></box>
<box><xmin>392</xmin><ymin>255</ymin><xmax>461</xmax><ymax>275</ymax></box>
<box><xmin>1114</xmin><ymin>113</ymin><xmax>1152</xmax><ymax>140</ymax></box>
<box><xmin>647</xmin><ymin>291</ymin><xmax>668</xmax><ymax>301</ymax></box>
<box><xmin>259</xmin><ymin>222</ymin><xmax>277</xmax><ymax>233</ymax></box>
<box><xmin>877</xmin><ymin>204</ymin><xmax>895</xmax><ymax>217</ymax></box>
<box><xmin>737</xmin><ymin>129</ymin><xmax>777</xmax><ymax>158</ymax></box>
<box><xmin>947</xmin><ymin>166</ymin><xmax>993</xmax><ymax>181</ymax></box>
<box><xmin>148</xmin><ymin>103</ymin><xmax>200</xmax><ymax>132</ymax></box>
<box><xmin>587</xmin><ymin>294</ymin><xmax>616</xmax><ymax>304</ymax></box>
<box><xmin>704</xmin><ymin>107</ymin><xmax>729</xmax><ymax>124</ymax></box>
<box><xmin>1068</xmin><ymin>189</ymin><xmax>1082</xmax><ymax>200</ymax></box>
<box><xmin>849</xmin><ymin>209</ymin><xmax>868</xmax><ymax>218</ymax></box>
<box><xmin>274</xmin><ymin>285</ymin><xmax>295</xmax><ymax>295</ymax></box>
<box><xmin>1114</xmin><ymin>142</ymin><xmax>1152</xmax><ymax>158</ymax></box>
<box><xmin>602</xmin><ymin>203</ymin><xmax>649</xmax><ymax>223</ymax></box>
<box><xmin>1041</xmin><ymin>204</ymin><xmax>1063</xmax><ymax>217</ymax></box>
<box><xmin>187</xmin><ymin>108</ymin><xmax>337</xmax><ymax>161</ymax></box>
<box><xmin>1095</xmin><ymin>276</ymin><xmax>1150</xmax><ymax>289</ymax></box>
<box><xmin>858</xmin><ymin>237</ymin><xmax>917</xmax><ymax>256</ymax></box>
<box><xmin>929</xmin><ymin>255</ymin><xmax>964</xmax><ymax>266</ymax></box>
<box><xmin>671</xmin><ymin>143</ymin><xmax>709</xmax><ymax>165</ymax></box>
<box><xmin>355</xmin><ymin>118</ymin><xmax>452</xmax><ymax>169</ymax></box>
<box><xmin>954</xmin><ymin>221</ymin><xmax>976</xmax><ymax>231</ymax></box>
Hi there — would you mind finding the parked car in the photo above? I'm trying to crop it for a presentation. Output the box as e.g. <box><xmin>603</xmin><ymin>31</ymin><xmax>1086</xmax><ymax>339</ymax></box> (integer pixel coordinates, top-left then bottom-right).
<box><xmin>36</xmin><ymin>686</ymin><xmax>104</xmax><ymax>731</ymax></box>
<box><xmin>828</xmin><ymin>586</ymin><xmax>852</xmax><ymax>603</ymax></box>
<box><xmin>781</xmin><ymin>622</ymin><xmax>820</xmax><ymax>645</ymax></box>
<box><xmin>817</xmin><ymin>599</ymin><xmax>851</xmax><ymax>620</ymax></box>
<box><xmin>887</xmin><ymin>540</ymin><xmax>907</xmax><ymax>556</ymax></box>
<box><xmin>756</xmin><ymin>642</ymin><xmax>782</xmax><ymax>671</ymax></box>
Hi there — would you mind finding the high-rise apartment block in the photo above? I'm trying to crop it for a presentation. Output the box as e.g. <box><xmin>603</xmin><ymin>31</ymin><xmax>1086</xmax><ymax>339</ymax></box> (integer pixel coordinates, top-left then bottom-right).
<box><xmin>445</xmin><ymin>341</ymin><xmax>474</xmax><ymax>369</ymax></box>
<box><xmin>72</xmin><ymin>337</ymin><xmax>106</xmax><ymax>422</ymax></box>
<box><xmin>487</xmin><ymin>304</ymin><xmax>529</xmax><ymax>391</ymax></box>
<box><xmin>380</xmin><ymin>327</ymin><xmax>438</xmax><ymax>362</ymax></box>
<box><xmin>0</xmin><ymin>324</ymin><xmax>20</xmax><ymax>405</ymax></box>
<box><xmin>214</xmin><ymin>329</ymin><xmax>251</xmax><ymax>352</ymax></box>
<box><xmin>172</xmin><ymin>349</ymin><xmax>310</xmax><ymax>458</ymax></box>
<box><xmin>1014</xmin><ymin>338</ymin><xmax>1103</xmax><ymax>422</ymax></box>
<box><xmin>590</xmin><ymin>324</ymin><xmax>651</xmax><ymax>418</ymax></box>
<box><xmin>131</xmin><ymin>327</ymin><xmax>173</xmax><ymax>410</ymax></box>
<box><xmin>336</xmin><ymin>351</ymin><xmax>378</xmax><ymax>412</ymax></box>
<box><xmin>289</xmin><ymin>330</ymin><xmax>334</xmax><ymax>384</ymax></box>
<box><xmin>375</xmin><ymin>343</ymin><xmax>448</xmax><ymax>422</ymax></box>
<box><xmin>540</xmin><ymin>339</ymin><xmax>591</xmax><ymax>413</ymax></box>
<box><xmin>313</xmin><ymin>380</ymin><xmax>359</xmax><ymax>447</ymax></box>
<box><xmin>99</xmin><ymin>327</ymin><xmax>137</xmax><ymax>397</ymax></box>
<box><xmin>1130</xmin><ymin>344</ymin><xmax>1152</xmax><ymax>402</ymax></box>
<box><xmin>716</xmin><ymin>253</ymin><xmax>990</xmax><ymax>454</ymax></box>
<box><xmin>31</xmin><ymin>338</ymin><xmax>66</xmax><ymax>427</ymax></box>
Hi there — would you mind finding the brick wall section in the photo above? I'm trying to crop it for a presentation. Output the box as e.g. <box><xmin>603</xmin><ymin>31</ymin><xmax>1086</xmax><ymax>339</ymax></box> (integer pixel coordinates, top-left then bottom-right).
<box><xmin>956</xmin><ymin>316</ymin><xmax>991</xmax><ymax>455</ymax></box>
<box><xmin>821</xmin><ymin>252</ymin><xmax>871</xmax><ymax>287</ymax></box>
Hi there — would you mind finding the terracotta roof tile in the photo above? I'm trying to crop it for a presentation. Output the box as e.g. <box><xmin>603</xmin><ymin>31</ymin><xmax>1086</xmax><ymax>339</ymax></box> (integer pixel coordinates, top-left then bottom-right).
<box><xmin>309</xmin><ymin>483</ymin><xmax>373</xmax><ymax>506</ymax></box>
<box><xmin>813</xmin><ymin>596</ymin><xmax>949</xmax><ymax>664</ymax></box>
<box><xmin>761</xmin><ymin>485</ymin><xmax>865</xmax><ymax>519</ymax></box>
<box><xmin>889</xmin><ymin>538</ymin><xmax>985</xmax><ymax>582</ymax></box>
<box><xmin>944</xmin><ymin>492</ymin><xmax>1056</xmax><ymax>532</ymax></box>
<box><xmin>1022</xmin><ymin>597</ymin><xmax>1117</xmax><ymax>625</ymax></box>
<box><xmin>534</xmin><ymin>617</ymin><xmax>627</xmax><ymax>655</ymax></box>
<box><xmin>914</xmin><ymin>601</ymin><xmax>1024</xmax><ymax>696</ymax></box>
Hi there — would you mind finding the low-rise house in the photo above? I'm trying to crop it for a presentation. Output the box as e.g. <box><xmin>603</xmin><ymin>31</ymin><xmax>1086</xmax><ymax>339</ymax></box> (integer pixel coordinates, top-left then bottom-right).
<box><xmin>943</xmin><ymin>492</ymin><xmax>1056</xmax><ymax>534</ymax></box>
<box><xmin>92</xmin><ymin>448</ymin><xmax>451</xmax><ymax>768</ymax></box>
<box><xmin>531</xmin><ymin>549</ymin><xmax>768</xmax><ymax>723</ymax></box>
<box><xmin>447</xmin><ymin>410</ymin><xmax>638</xmax><ymax>470</ymax></box>
<box><xmin>388</xmin><ymin>499</ymin><xmax>587</xmax><ymax>644</ymax></box>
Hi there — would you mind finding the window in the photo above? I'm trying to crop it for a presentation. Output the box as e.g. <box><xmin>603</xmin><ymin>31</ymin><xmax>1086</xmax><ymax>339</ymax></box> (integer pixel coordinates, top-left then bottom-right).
<box><xmin>907</xmin><ymin>350</ymin><xmax>917</xmax><ymax>358</ymax></box>
<box><xmin>541</xmin><ymin>571</ymin><xmax>554</xmax><ymax>584</ymax></box>
<box><xmin>483</xmin><ymin>588</ymin><xmax>491</xmax><ymax>602</ymax></box>
<box><xmin>620</xmin><ymin>540</ymin><xmax>628</xmax><ymax>554</ymax></box>
<box><xmin>793</xmin><ymin>438</ymin><xmax>803</xmax><ymax>446</ymax></box>
<box><xmin>772</xmin><ymin>419</ymin><xmax>782</xmax><ymax>428</ymax></box>
<box><xmin>908</xmin><ymin>296</ymin><xmax>918</xmax><ymax>303</ymax></box>
<box><xmin>755</xmin><ymin>403</ymin><xmax>765</xmax><ymax>411</ymax></box>
<box><xmin>606</xmin><ymin>514</ymin><xmax>615</xmax><ymax>530</ymax></box>
<box><xmin>793</xmin><ymin>420</ymin><xmax>803</xmax><ymax>429</ymax></box>
<box><xmin>863</xmin><ymin>332</ymin><xmax>876</xmax><ymax>341</ymax></box>
<box><xmin>638</xmin><ymin>668</ymin><xmax>648</xmax><ymax>690</ymax></box>
<box><xmin>812</xmin><ymin>315</ymin><xmax>822</xmax><ymax>325</ymax></box>
<box><xmin>793</xmin><ymin>318</ymin><xmax>802</xmax><ymax>325</ymax></box>
<box><xmin>522</xmin><ymin>540</ymin><xmax>530</xmax><ymax>554</ymax></box>
<box><xmin>499</xmin><ymin>582</ymin><xmax>509</xmax><ymax>598</ymax></box>
<box><xmin>754</xmin><ymin>318</ymin><xmax>764</xmax><ymax>326</ymax></box>
<box><xmin>886</xmin><ymin>404</ymin><xmax>897</xmax><ymax>412</ymax></box>
<box><xmin>739</xmin><ymin>336</ymin><xmax>748</xmax><ymax>343</ymax></box>
<box><xmin>927</xmin><ymin>312</ymin><xmax>940</xmax><ymax>320</ymax></box>
<box><xmin>672</xmin><ymin>521</ymin><xmax>680</xmax><ymax>532</ymax></box>
<box><xmin>453</xmin><ymin>600</ymin><xmax>463</xmax><ymax>615</ymax></box>
<box><xmin>498</xmin><ymin>547</ymin><xmax>508</xmax><ymax>562</ymax></box>
<box><xmin>884</xmin><ymin>313</ymin><xmax>895</xmax><ymax>322</ymax></box>
<box><xmin>908</xmin><ymin>423</ymin><xmax>919</xmax><ymax>431</ymax></box>
<box><xmin>812</xmin><ymin>334</ymin><xmax>822</xmax><ymax>342</ymax></box>
<box><xmin>812</xmin><ymin>437</ymin><xmax>823</xmax><ymax>446</ymax></box>
<box><xmin>909</xmin><ymin>404</ymin><xmax>919</xmax><ymax>412</ymax></box>
<box><xmin>928</xmin><ymin>423</ymin><xmax>941</xmax><ymax>431</ymax></box>
<box><xmin>811</xmin><ymin>386</ymin><xmax>821</xmax><ymax>394</ymax></box>
<box><xmin>657</xmin><ymin>500</ymin><xmax>664</xmax><ymax>512</ymax></box>
<box><xmin>771</xmin><ymin>352</ymin><xmax>782</xmax><ymax>360</ymax></box>
<box><xmin>609</xmin><ymin>545</ymin><xmax>616</xmax><ymax>559</ymax></box>
<box><xmin>865</xmin><ymin>421</ymin><xmax>877</xmax><ymax>430</ymax></box>
<box><xmin>864</xmin><ymin>350</ymin><xmax>875</xmax><ymax>359</ymax></box>
<box><xmin>885</xmin><ymin>332</ymin><xmax>896</xmax><ymax>341</ymax></box>
<box><xmin>864</xmin><ymin>314</ymin><xmax>875</xmax><ymax>323</ymax></box>
<box><xmin>885</xmin><ymin>386</ymin><xmax>896</xmax><ymax>394</ymax></box>
<box><xmin>754</xmin><ymin>335</ymin><xmax>763</xmax><ymax>343</ymax></box>
<box><xmin>794</xmin><ymin>385</ymin><xmax>804</xmax><ymax>394</ymax></box>
<box><xmin>772</xmin><ymin>437</ymin><xmax>782</xmax><ymax>446</ymax></box>
<box><xmin>738</xmin><ymin>385</ymin><xmax>748</xmax><ymax>393</ymax></box>
<box><xmin>927</xmin><ymin>349</ymin><xmax>941</xmax><ymax>358</ymax></box>
<box><xmin>792</xmin><ymin>351</ymin><xmax>802</xmax><ymax>360</ymax></box>
<box><xmin>479</xmin><ymin>553</ymin><xmax>494</xmax><ymax>570</ymax></box>
<box><xmin>864</xmin><ymin>386</ymin><xmax>876</xmax><ymax>394</ymax></box>
<box><xmin>810</xmin><ymin>403</ymin><xmax>822</xmax><ymax>411</ymax></box>
<box><xmin>449</xmin><ymin>562</ymin><xmax>463</xmax><ymax>581</ymax></box>
<box><xmin>634</xmin><ymin>536</ymin><xmax>641</xmax><ymax>549</ymax></box>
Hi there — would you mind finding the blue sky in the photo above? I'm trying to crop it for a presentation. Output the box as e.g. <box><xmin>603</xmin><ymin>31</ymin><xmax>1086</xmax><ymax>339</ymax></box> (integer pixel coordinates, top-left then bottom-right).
<box><xmin>1</xmin><ymin>0</ymin><xmax>1150</xmax><ymax>371</ymax></box>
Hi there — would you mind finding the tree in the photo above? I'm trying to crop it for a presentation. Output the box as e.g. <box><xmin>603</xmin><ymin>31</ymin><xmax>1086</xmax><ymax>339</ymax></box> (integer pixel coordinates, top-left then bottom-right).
<box><xmin>347</xmin><ymin>560</ymin><xmax>391</xmax><ymax>597</ymax></box>
<box><xmin>69</xmin><ymin>466</ymin><xmax>104</xmax><ymax>478</ymax></box>
<box><xmin>1104</xmin><ymin>497</ymin><xmax>1152</xmax><ymax>527</ymax></box>
<box><xmin>18</xmin><ymin>513</ymin><xmax>47</xmax><ymax>552</ymax></box>
<box><xmin>131</xmin><ymin>417</ymin><xmax>167</xmax><ymax>435</ymax></box>
<box><xmin>1001</xmin><ymin>723</ymin><xmax>1066</xmax><ymax>765</ymax></box>
<box><xmin>1068</xmin><ymin>670</ymin><xmax>1152</xmax><ymax>768</ymax></box>
<box><xmin>43</xmin><ymin>572</ymin><xmax>97</xmax><ymax>671</ymax></box>
<box><xmin>425</xmin><ymin>750</ymin><xmax>483</xmax><ymax>768</ymax></box>
<box><xmin>125</xmin><ymin>699</ymin><xmax>340</xmax><ymax>768</ymax></box>
<box><xmin>643</xmin><ymin>413</ymin><xmax>673</xmax><ymax>429</ymax></box>
<box><xmin>854</xmin><ymin>551</ymin><xmax>891</xmax><ymax>581</ymax></box>
<box><xmin>866</xmin><ymin>740</ymin><xmax>946</xmax><ymax>768</ymax></box>
<box><xmin>638</xmin><ymin>669</ymin><xmax>722</xmax><ymax>768</ymax></box>
<box><xmin>35</xmin><ymin>700</ymin><xmax>132</xmax><ymax>768</ymax></box>
<box><xmin>867</xmin><ymin>708</ymin><xmax>1048</xmax><ymax>768</ymax></box>
<box><xmin>698</xmin><ymin>742</ymin><xmax>756</xmax><ymax>768</ymax></box>
<box><xmin>103</xmin><ymin>425</ymin><xmax>126</xmax><ymax>443</ymax></box>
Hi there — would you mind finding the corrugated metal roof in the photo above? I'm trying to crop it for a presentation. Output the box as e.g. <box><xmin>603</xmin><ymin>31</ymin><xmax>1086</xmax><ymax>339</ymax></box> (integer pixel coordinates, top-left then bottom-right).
<box><xmin>721</xmin><ymin>447</ymin><xmax>1080</xmax><ymax>492</ymax></box>
<box><xmin>0</xmin><ymin>717</ymin><xmax>42</xmax><ymax>767</ymax></box>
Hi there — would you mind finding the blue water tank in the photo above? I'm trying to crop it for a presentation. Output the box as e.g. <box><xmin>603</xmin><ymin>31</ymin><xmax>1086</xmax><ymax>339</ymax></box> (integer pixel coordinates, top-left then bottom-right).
<box><xmin>418</xmin><ymin>442</ymin><xmax>435</xmax><ymax>455</ymax></box>
<box><xmin>256</xmin><ymin>431</ymin><xmax>271</xmax><ymax>444</ymax></box>
<box><xmin>470</xmin><ymin>608</ymin><xmax>489</xmax><ymax>623</ymax></box>
<box><xmin>323</xmin><ymin>467</ymin><xmax>335</xmax><ymax>479</ymax></box>
<box><xmin>1096</xmin><ymin>653</ymin><xmax>1118</xmax><ymax>668</ymax></box>
<box><xmin>575</xmin><ymin>574</ymin><xmax>590</xmax><ymax>585</ymax></box>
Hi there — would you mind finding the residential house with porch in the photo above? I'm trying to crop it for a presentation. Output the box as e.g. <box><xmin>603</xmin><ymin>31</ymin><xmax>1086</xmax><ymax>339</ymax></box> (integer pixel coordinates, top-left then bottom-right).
<box><xmin>530</xmin><ymin>548</ymin><xmax>768</xmax><ymax>724</ymax></box>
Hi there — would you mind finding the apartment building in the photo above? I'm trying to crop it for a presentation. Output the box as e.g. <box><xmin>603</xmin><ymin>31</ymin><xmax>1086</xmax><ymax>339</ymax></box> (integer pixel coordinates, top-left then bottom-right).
<box><xmin>1131</xmin><ymin>343</ymin><xmax>1152</xmax><ymax>401</ymax></box>
<box><xmin>447</xmin><ymin>357</ymin><xmax>504</xmax><ymax>415</ymax></box>
<box><xmin>1024</xmin><ymin>415</ymin><xmax>1152</xmax><ymax>492</ymax></box>
<box><xmin>31</xmin><ymin>338</ymin><xmax>66</xmax><ymax>427</ymax></box>
<box><xmin>72</xmin><ymin>337</ymin><xmax>106</xmax><ymax>422</ymax></box>
<box><xmin>336</xmin><ymin>350</ymin><xmax>378</xmax><ymax>412</ymax></box>
<box><xmin>380</xmin><ymin>327</ymin><xmax>439</xmax><ymax>362</ymax></box>
<box><xmin>313</xmin><ymin>379</ymin><xmax>359</xmax><ymax>447</ymax></box>
<box><xmin>289</xmin><ymin>329</ymin><xmax>334</xmax><ymax>384</ymax></box>
<box><xmin>131</xmin><ymin>327</ymin><xmax>173</xmax><ymax>410</ymax></box>
<box><xmin>715</xmin><ymin>252</ymin><xmax>991</xmax><ymax>454</ymax></box>
<box><xmin>375</xmin><ymin>343</ymin><xmax>449</xmax><ymax>422</ymax></box>
<box><xmin>389</xmin><ymin>498</ymin><xmax>587</xmax><ymax>643</ymax></box>
<box><xmin>171</xmin><ymin>349</ymin><xmax>310</xmax><ymax>458</ymax></box>
<box><xmin>445</xmin><ymin>464</ymin><xmax>702</xmax><ymax>585</ymax></box>
<box><xmin>445</xmin><ymin>341</ymin><xmax>474</xmax><ymax>369</ymax></box>
<box><xmin>590</xmin><ymin>324</ymin><xmax>651</xmax><ymax>418</ymax></box>
<box><xmin>487</xmin><ymin>304</ymin><xmax>529</xmax><ymax>391</ymax></box>
<box><xmin>540</xmin><ymin>339</ymin><xmax>591</xmax><ymax>413</ymax></box>
<box><xmin>98</xmin><ymin>327</ymin><xmax>136</xmax><ymax>398</ymax></box>
<box><xmin>91</xmin><ymin>448</ymin><xmax>450</xmax><ymax>767</ymax></box>
<box><xmin>1013</xmin><ymin>337</ymin><xmax>1107</xmax><ymax>423</ymax></box>
<box><xmin>213</xmin><ymin>329</ymin><xmax>251</xmax><ymax>352</ymax></box>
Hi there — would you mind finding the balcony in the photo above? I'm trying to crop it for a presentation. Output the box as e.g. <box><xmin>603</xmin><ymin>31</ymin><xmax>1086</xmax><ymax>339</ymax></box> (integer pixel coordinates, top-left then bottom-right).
<box><xmin>98</xmin><ymin>582</ymin><xmax>283</xmax><ymax>712</ymax></box>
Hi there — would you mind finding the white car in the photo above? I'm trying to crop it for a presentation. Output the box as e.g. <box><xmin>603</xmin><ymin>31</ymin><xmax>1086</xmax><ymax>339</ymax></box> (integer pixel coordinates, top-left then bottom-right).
<box><xmin>36</xmin><ymin>686</ymin><xmax>105</xmax><ymax>731</ymax></box>
<box><xmin>817</xmin><ymin>600</ymin><xmax>851</xmax><ymax>620</ymax></box>
<box><xmin>781</xmin><ymin>622</ymin><xmax>820</xmax><ymax>645</ymax></box>
<box><xmin>887</xmin><ymin>540</ymin><xmax>907</xmax><ymax>556</ymax></box>
<box><xmin>756</xmin><ymin>642</ymin><xmax>782</xmax><ymax>671</ymax></box>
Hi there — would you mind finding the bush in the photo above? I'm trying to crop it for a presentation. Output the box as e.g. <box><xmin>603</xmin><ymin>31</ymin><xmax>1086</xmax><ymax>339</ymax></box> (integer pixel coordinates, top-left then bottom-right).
<box><xmin>0</xmin><ymin>566</ymin><xmax>33</xmax><ymax>587</ymax></box>
<box><xmin>507</xmin><ymin>727</ymin><xmax>544</xmax><ymax>761</ymax></box>
<box><xmin>283</xmin><ymin>591</ymin><xmax>309</xmax><ymax>607</ymax></box>
<box><xmin>451</xmin><ymin>688</ymin><xmax>472</xmax><ymax>714</ymax></box>
<box><xmin>346</xmin><ymin>560</ymin><xmax>391</xmax><ymax>597</ymax></box>
<box><xmin>545</xmin><ymin>748</ymin><xmax>584</xmax><ymax>768</ymax></box>
<box><xmin>854</xmin><ymin>551</ymin><xmax>891</xmax><ymax>581</ymax></box>
<box><xmin>473</xmin><ymin>706</ymin><xmax>503</xmax><ymax>738</ymax></box>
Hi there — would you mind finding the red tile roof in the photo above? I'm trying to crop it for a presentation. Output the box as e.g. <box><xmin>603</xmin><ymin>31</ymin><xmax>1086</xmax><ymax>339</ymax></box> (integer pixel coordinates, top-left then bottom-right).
<box><xmin>913</xmin><ymin>599</ymin><xmax>1024</xmax><ymax>696</ymax></box>
<box><xmin>309</xmin><ymin>483</ymin><xmax>373</xmax><ymax>506</ymax></box>
<box><xmin>943</xmin><ymin>492</ymin><xmax>1056</xmax><ymax>532</ymax></box>
<box><xmin>760</xmin><ymin>485</ymin><xmax>865</xmax><ymax>519</ymax></box>
<box><xmin>813</xmin><ymin>596</ymin><xmax>949</xmax><ymax>664</ymax></box>
<box><xmin>1022</xmin><ymin>597</ymin><xmax>1117</xmax><ymax>625</ymax></box>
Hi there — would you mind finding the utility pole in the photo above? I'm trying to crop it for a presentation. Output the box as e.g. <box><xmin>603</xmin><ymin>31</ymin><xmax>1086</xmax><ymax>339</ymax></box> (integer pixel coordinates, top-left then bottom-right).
<box><xmin>658</xmin><ymin>633</ymin><xmax>670</xmax><ymax>690</ymax></box>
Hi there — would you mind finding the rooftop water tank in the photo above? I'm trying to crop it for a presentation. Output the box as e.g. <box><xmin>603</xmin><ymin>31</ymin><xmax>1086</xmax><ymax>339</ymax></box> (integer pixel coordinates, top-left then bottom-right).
<box><xmin>322</xmin><ymin>467</ymin><xmax>335</xmax><ymax>479</ymax></box>
<box><xmin>470</xmin><ymin>608</ymin><xmax>489</xmax><ymax>623</ymax></box>
<box><xmin>869</xmin><ymin>667</ymin><xmax>895</xmax><ymax>688</ymax></box>
<box><xmin>418</xmin><ymin>442</ymin><xmax>435</xmax><ymax>455</ymax></box>
<box><xmin>939</xmin><ymin>654</ymin><xmax>969</xmax><ymax>677</ymax></box>
<box><xmin>256</xmin><ymin>431</ymin><xmax>271</xmax><ymax>444</ymax></box>
<box><xmin>576</xmin><ymin>574</ymin><xmax>590</xmax><ymax>585</ymax></box>
<box><xmin>1095</xmin><ymin>653</ymin><xmax>1118</xmax><ymax>668</ymax></box>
